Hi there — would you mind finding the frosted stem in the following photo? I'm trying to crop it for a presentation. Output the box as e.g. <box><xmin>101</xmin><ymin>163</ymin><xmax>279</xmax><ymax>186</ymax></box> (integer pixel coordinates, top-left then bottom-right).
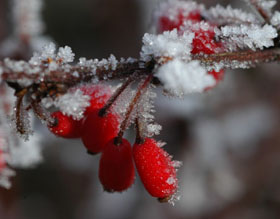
<box><xmin>98</xmin><ymin>75</ymin><xmax>135</xmax><ymax>117</ymax></box>
<box><xmin>194</xmin><ymin>48</ymin><xmax>280</xmax><ymax>65</ymax></box>
<box><xmin>14</xmin><ymin>88</ymin><xmax>28</xmax><ymax>136</ymax></box>
<box><xmin>115</xmin><ymin>75</ymin><xmax>153</xmax><ymax>145</ymax></box>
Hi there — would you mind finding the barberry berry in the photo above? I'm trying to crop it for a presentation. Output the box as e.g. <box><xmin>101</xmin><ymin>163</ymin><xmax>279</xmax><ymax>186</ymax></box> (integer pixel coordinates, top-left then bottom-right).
<box><xmin>99</xmin><ymin>138</ymin><xmax>135</xmax><ymax>192</ymax></box>
<box><xmin>0</xmin><ymin>149</ymin><xmax>5</xmax><ymax>171</ymax></box>
<box><xmin>158</xmin><ymin>10</ymin><xmax>224</xmax><ymax>85</ymax></box>
<box><xmin>81</xmin><ymin>109</ymin><xmax>119</xmax><ymax>154</ymax></box>
<box><xmin>133</xmin><ymin>138</ymin><xmax>178</xmax><ymax>200</ymax></box>
<box><xmin>48</xmin><ymin>111</ymin><xmax>83</xmax><ymax>138</ymax></box>
<box><xmin>158</xmin><ymin>10</ymin><xmax>202</xmax><ymax>33</ymax></box>
<box><xmin>78</xmin><ymin>84</ymin><xmax>112</xmax><ymax>114</ymax></box>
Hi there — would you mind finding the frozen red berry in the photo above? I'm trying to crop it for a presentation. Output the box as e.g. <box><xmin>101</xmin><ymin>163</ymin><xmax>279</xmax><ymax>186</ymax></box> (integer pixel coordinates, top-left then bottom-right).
<box><xmin>99</xmin><ymin>138</ymin><xmax>135</xmax><ymax>192</ymax></box>
<box><xmin>79</xmin><ymin>84</ymin><xmax>112</xmax><ymax>114</ymax></box>
<box><xmin>191</xmin><ymin>27</ymin><xmax>224</xmax><ymax>84</ymax></box>
<box><xmin>48</xmin><ymin>111</ymin><xmax>83</xmax><ymax>138</ymax></box>
<box><xmin>0</xmin><ymin>149</ymin><xmax>6</xmax><ymax>171</ymax></box>
<box><xmin>81</xmin><ymin>109</ymin><xmax>119</xmax><ymax>154</ymax></box>
<box><xmin>158</xmin><ymin>9</ymin><xmax>202</xmax><ymax>33</ymax></box>
<box><xmin>133</xmin><ymin>138</ymin><xmax>178</xmax><ymax>199</ymax></box>
<box><xmin>157</xmin><ymin>8</ymin><xmax>224</xmax><ymax>85</ymax></box>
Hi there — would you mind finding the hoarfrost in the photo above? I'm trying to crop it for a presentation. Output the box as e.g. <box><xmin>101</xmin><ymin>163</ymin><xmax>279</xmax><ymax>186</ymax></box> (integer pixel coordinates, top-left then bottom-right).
<box><xmin>57</xmin><ymin>46</ymin><xmax>75</xmax><ymax>63</ymax></box>
<box><xmin>137</xmin><ymin>87</ymin><xmax>161</xmax><ymax>138</ymax></box>
<box><xmin>54</xmin><ymin>89</ymin><xmax>90</xmax><ymax>120</ymax></box>
<box><xmin>207</xmin><ymin>5</ymin><xmax>259</xmax><ymax>25</ymax></box>
<box><xmin>8</xmin><ymin>133</ymin><xmax>43</xmax><ymax>168</ymax></box>
<box><xmin>111</xmin><ymin>84</ymin><xmax>134</xmax><ymax>123</ymax></box>
<box><xmin>156</xmin><ymin>59</ymin><xmax>215</xmax><ymax>96</ymax></box>
<box><xmin>154</xmin><ymin>0</ymin><xmax>204</xmax><ymax>25</ymax></box>
<box><xmin>0</xmin><ymin>168</ymin><xmax>16</xmax><ymax>189</ymax></box>
<box><xmin>218</xmin><ymin>24</ymin><xmax>277</xmax><ymax>51</ymax></box>
<box><xmin>140</xmin><ymin>30</ymin><xmax>194</xmax><ymax>62</ymax></box>
<box><xmin>13</xmin><ymin>0</ymin><xmax>45</xmax><ymax>37</ymax></box>
<box><xmin>271</xmin><ymin>11</ymin><xmax>280</xmax><ymax>27</ymax></box>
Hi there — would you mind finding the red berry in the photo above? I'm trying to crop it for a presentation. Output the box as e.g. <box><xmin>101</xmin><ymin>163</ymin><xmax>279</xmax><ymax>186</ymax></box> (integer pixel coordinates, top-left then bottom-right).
<box><xmin>81</xmin><ymin>109</ymin><xmax>119</xmax><ymax>154</ymax></box>
<box><xmin>158</xmin><ymin>10</ymin><xmax>201</xmax><ymax>33</ymax></box>
<box><xmin>99</xmin><ymin>138</ymin><xmax>135</xmax><ymax>192</ymax></box>
<box><xmin>157</xmin><ymin>8</ymin><xmax>225</xmax><ymax>85</ymax></box>
<box><xmin>133</xmin><ymin>138</ymin><xmax>178</xmax><ymax>199</ymax></box>
<box><xmin>0</xmin><ymin>149</ymin><xmax>6</xmax><ymax>171</ymax></box>
<box><xmin>48</xmin><ymin>111</ymin><xmax>83</xmax><ymax>138</ymax></box>
<box><xmin>79</xmin><ymin>84</ymin><xmax>112</xmax><ymax>114</ymax></box>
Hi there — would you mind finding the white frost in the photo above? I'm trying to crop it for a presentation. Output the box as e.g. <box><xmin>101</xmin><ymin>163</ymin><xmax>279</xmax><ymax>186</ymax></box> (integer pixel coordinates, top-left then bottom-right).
<box><xmin>8</xmin><ymin>133</ymin><xmax>43</xmax><ymax>168</ymax></box>
<box><xmin>156</xmin><ymin>59</ymin><xmax>215</xmax><ymax>96</ymax></box>
<box><xmin>218</xmin><ymin>24</ymin><xmax>277</xmax><ymax>51</ymax></box>
<box><xmin>271</xmin><ymin>11</ymin><xmax>280</xmax><ymax>27</ymax></box>
<box><xmin>140</xmin><ymin>30</ymin><xmax>194</xmax><ymax>62</ymax></box>
<box><xmin>57</xmin><ymin>46</ymin><xmax>75</xmax><ymax>63</ymax></box>
<box><xmin>54</xmin><ymin>89</ymin><xmax>91</xmax><ymax>120</ymax></box>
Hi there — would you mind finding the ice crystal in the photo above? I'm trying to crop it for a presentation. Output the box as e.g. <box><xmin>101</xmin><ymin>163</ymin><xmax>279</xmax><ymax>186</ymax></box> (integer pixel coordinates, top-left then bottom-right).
<box><xmin>271</xmin><ymin>11</ymin><xmax>280</xmax><ymax>27</ymax></box>
<box><xmin>154</xmin><ymin>0</ymin><xmax>204</xmax><ymax>24</ymax></box>
<box><xmin>137</xmin><ymin>87</ymin><xmax>161</xmax><ymax>138</ymax></box>
<box><xmin>206</xmin><ymin>5</ymin><xmax>259</xmax><ymax>25</ymax></box>
<box><xmin>140</xmin><ymin>30</ymin><xmax>194</xmax><ymax>62</ymax></box>
<box><xmin>57</xmin><ymin>46</ymin><xmax>75</xmax><ymax>63</ymax></box>
<box><xmin>13</xmin><ymin>0</ymin><xmax>44</xmax><ymax>37</ymax></box>
<box><xmin>54</xmin><ymin>89</ymin><xmax>90</xmax><ymax>120</ymax></box>
<box><xmin>0</xmin><ymin>167</ymin><xmax>16</xmax><ymax>189</ymax></box>
<box><xmin>218</xmin><ymin>24</ymin><xmax>277</xmax><ymax>51</ymax></box>
<box><xmin>8</xmin><ymin>133</ymin><xmax>43</xmax><ymax>168</ymax></box>
<box><xmin>156</xmin><ymin>59</ymin><xmax>215</xmax><ymax>96</ymax></box>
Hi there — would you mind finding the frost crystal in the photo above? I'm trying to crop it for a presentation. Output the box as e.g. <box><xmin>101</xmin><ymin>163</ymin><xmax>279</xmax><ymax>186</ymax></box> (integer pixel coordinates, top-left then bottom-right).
<box><xmin>13</xmin><ymin>0</ymin><xmax>45</xmax><ymax>37</ymax></box>
<box><xmin>8</xmin><ymin>133</ymin><xmax>43</xmax><ymax>168</ymax></box>
<box><xmin>218</xmin><ymin>24</ymin><xmax>277</xmax><ymax>51</ymax></box>
<box><xmin>207</xmin><ymin>5</ymin><xmax>259</xmax><ymax>25</ymax></box>
<box><xmin>54</xmin><ymin>90</ymin><xmax>91</xmax><ymax>120</ymax></box>
<box><xmin>156</xmin><ymin>59</ymin><xmax>215</xmax><ymax>96</ymax></box>
<box><xmin>154</xmin><ymin>0</ymin><xmax>204</xmax><ymax>25</ymax></box>
<box><xmin>57</xmin><ymin>46</ymin><xmax>75</xmax><ymax>63</ymax></box>
<box><xmin>140</xmin><ymin>30</ymin><xmax>194</xmax><ymax>62</ymax></box>
<box><xmin>271</xmin><ymin>11</ymin><xmax>280</xmax><ymax>27</ymax></box>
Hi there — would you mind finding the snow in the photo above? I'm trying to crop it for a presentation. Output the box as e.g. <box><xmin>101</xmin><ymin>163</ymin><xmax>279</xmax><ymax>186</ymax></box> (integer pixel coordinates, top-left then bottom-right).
<box><xmin>156</xmin><ymin>59</ymin><xmax>215</xmax><ymax>96</ymax></box>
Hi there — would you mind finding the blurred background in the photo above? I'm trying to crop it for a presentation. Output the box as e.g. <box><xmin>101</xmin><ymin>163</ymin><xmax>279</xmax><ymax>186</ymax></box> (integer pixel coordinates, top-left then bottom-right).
<box><xmin>1</xmin><ymin>0</ymin><xmax>280</xmax><ymax>218</ymax></box>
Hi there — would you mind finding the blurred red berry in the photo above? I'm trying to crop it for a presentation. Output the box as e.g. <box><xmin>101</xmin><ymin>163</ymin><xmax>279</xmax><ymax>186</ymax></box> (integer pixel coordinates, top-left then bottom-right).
<box><xmin>81</xmin><ymin>109</ymin><xmax>119</xmax><ymax>154</ymax></box>
<box><xmin>158</xmin><ymin>10</ymin><xmax>201</xmax><ymax>33</ymax></box>
<box><xmin>133</xmin><ymin>138</ymin><xmax>178</xmax><ymax>199</ymax></box>
<box><xmin>48</xmin><ymin>111</ymin><xmax>83</xmax><ymax>138</ymax></box>
<box><xmin>99</xmin><ymin>138</ymin><xmax>135</xmax><ymax>192</ymax></box>
<box><xmin>157</xmin><ymin>9</ymin><xmax>224</xmax><ymax>85</ymax></box>
<box><xmin>79</xmin><ymin>84</ymin><xmax>112</xmax><ymax>114</ymax></box>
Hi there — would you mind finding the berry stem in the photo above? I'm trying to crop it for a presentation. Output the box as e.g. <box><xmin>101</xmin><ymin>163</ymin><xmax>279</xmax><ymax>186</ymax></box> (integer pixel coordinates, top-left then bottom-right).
<box><xmin>115</xmin><ymin>75</ymin><xmax>153</xmax><ymax>145</ymax></box>
<box><xmin>135</xmin><ymin>117</ymin><xmax>144</xmax><ymax>144</ymax></box>
<box><xmin>14</xmin><ymin>88</ymin><xmax>28</xmax><ymax>135</ymax></box>
<box><xmin>30</xmin><ymin>100</ymin><xmax>55</xmax><ymax>126</ymax></box>
<box><xmin>245</xmin><ymin>0</ymin><xmax>270</xmax><ymax>24</ymax></box>
<box><xmin>194</xmin><ymin>48</ymin><xmax>280</xmax><ymax>65</ymax></box>
<box><xmin>98</xmin><ymin>75</ymin><xmax>134</xmax><ymax>117</ymax></box>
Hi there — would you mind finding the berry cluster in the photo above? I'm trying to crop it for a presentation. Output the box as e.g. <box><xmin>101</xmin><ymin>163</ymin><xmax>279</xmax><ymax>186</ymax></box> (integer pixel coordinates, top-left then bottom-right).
<box><xmin>44</xmin><ymin>4</ymin><xmax>229</xmax><ymax>203</ymax></box>
<box><xmin>47</xmin><ymin>84</ymin><xmax>178</xmax><ymax>202</ymax></box>
<box><xmin>157</xmin><ymin>4</ymin><xmax>224</xmax><ymax>87</ymax></box>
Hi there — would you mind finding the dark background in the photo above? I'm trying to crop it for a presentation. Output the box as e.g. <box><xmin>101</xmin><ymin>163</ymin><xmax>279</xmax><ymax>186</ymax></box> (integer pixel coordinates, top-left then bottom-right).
<box><xmin>1</xmin><ymin>0</ymin><xmax>280</xmax><ymax>219</ymax></box>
